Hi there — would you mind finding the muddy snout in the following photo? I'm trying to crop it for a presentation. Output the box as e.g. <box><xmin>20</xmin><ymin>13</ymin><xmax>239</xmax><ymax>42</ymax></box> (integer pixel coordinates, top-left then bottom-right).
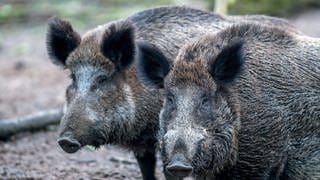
<box><xmin>57</xmin><ymin>134</ymin><xmax>81</xmax><ymax>153</ymax></box>
<box><xmin>166</xmin><ymin>153</ymin><xmax>193</xmax><ymax>178</ymax></box>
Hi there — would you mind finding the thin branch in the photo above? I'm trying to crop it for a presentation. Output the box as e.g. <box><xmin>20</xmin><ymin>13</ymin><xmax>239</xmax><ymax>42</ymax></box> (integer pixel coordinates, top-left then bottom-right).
<box><xmin>0</xmin><ymin>108</ymin><xmax>63</xmax><ymax>140</ymax></box>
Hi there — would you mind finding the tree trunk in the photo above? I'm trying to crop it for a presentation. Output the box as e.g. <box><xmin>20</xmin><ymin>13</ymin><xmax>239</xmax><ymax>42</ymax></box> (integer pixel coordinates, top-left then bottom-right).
<box><xmin>214</xmin><ymin>0</ymin><xmax>228</xmax><ymax>15</ymax></box>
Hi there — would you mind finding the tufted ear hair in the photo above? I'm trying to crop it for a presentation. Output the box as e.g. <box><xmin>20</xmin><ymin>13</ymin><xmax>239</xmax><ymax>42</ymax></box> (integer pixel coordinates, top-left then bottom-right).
<box><xmin>100</xmin><ymin>21</ymin><xmax>135</xmax><ymax>70</ymax></box>
<box><xmin>209</xmin><ymin>38</ymin><xmax>244</xmax><ymax>84</ymax></box>
<box><xmin>46</xmin><ymin>16</ymin><xmax>81</xmax><ymax>67</ymax></box>
<box><xmin>137</xmin><ymin>42</ymin><xmax>170</xmax><ymax>89</ymax></box>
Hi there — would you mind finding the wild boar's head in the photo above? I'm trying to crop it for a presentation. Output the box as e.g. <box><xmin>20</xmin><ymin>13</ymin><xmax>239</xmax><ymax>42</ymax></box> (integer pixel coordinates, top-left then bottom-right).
<box><xmin>46</xmin><ymin>16</ymin><xmax>137</xmax><ymax>153</ymax></box>
<box><xmin>137</xmin><ymin>38</ymin><xmax>244</xmax><ymax>177</ymax></box>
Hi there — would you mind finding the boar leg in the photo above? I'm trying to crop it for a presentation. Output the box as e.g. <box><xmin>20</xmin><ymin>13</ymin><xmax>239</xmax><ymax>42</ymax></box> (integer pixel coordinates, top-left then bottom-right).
<box><xmin>134</xmin><ymin>149</ymin><xmax>156</xmax><ymax>180</ymax></box>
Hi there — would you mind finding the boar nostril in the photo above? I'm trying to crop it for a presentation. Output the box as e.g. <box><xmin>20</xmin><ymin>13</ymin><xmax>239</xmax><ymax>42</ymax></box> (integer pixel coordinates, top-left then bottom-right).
<box><xmin>166</xmin><ymin>160</ymin><xmax>193</xmax><ymax>178</ymax></box>
<box><xmin>57</xmin><ymin>137</ymin><xmax>81</xmax><ymax>153</ymax></box>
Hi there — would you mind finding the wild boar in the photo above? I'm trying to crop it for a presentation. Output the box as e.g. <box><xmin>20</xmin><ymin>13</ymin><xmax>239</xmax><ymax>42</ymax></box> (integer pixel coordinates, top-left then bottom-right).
<box><xmin>137</xmin><ymin>22</ymin><xmax>320</xmax><ymax>179</ymax></box>
<box><xmin>46</xmin><ymin>6</ymin><xmax>299</xmax><ymax>179</ymax></box>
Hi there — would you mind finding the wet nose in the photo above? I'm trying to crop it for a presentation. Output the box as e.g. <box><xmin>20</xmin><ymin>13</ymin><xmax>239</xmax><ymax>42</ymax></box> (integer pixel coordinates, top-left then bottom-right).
<box><xmin>166</xmin><ymin>154</ymin><xmax>193</xmax><ymax>178</ymax></box>
<box><xmin>57</xmin><ymin>137</ymin><xmax>81</xmax><ymax>153</ymax></box>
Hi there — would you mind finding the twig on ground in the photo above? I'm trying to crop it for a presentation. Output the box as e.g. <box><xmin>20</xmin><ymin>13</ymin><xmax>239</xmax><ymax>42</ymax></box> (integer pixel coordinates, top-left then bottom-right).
<box><xmin>0</xmin><ymin>108</ymin><xmax>63</xmax><ymax>140</ymax></box>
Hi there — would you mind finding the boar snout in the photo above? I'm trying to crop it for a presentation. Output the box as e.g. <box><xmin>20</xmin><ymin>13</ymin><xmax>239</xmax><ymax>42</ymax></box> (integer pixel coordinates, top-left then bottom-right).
<box><xmin>166</xmin><ymin>153</ymin><xmax>193</xmax><ymax>178</ymax></box>
<box><xmin>57</xmin><ymin>135</ymin><xmax>81</xmax><ymax>153</ymax></box>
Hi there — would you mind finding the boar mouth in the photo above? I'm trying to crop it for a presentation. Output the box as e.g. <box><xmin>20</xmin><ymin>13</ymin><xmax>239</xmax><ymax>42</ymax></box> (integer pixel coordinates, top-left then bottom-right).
<box><xmin>82</xmin><ymin>128</ymin><xmax>109</xmax><ymax>150</ymax></box>
<box><xmin>87</xmin><ymin>138</ymin><xmax>106</xmax><ymax>149</ymax></box>
<box><xmin>165</xmin><ymin>153</ymin><xmax>194</xmax><ymax>178</ymax></box>
<box><xmin>58</xmin><ymin>128</ymin><xmax>108</xmax><ymax>153</ymax></box>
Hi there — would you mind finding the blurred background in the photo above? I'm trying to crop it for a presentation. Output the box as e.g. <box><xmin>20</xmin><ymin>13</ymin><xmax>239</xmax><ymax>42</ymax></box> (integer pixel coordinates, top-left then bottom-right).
<box><xmin>0</xmin><ymin>0</ymin><xmax>319</xmax><ymax>179</ymax></box>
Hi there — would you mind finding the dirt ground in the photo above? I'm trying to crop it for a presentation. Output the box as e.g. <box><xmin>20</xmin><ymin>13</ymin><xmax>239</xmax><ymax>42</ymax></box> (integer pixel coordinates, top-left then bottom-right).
<box><xmin>0</xmin><ymin>9</ymin><xmax>319</xmax><ymax>180</ymax></box>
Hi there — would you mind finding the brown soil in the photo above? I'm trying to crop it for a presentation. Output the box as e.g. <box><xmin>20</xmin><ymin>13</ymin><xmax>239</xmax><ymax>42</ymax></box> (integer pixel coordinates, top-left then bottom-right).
<box><xmin>0</xmin><ymin>10</ymin><xmax>319</xmax><ymax>180</ymax></box>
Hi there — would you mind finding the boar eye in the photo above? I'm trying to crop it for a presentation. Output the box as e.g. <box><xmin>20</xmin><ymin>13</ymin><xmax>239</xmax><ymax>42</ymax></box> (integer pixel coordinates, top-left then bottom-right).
<box><xmin>96</xmin><ymin>75</ymin><xmax>109</xmax><ymax>86</ymax></box>
<box><xmin>200</xmin><ymin>96</ymin><xmax>211</xmax><ymax>110</ymax></box>
<box><xmin>166</xmin><ymin>92</ymin><xmax>175</xmax><ymax>106</ymax></box>
<box><xmin>70</xmin><ymin>73</ymin><xmax>76</xmax><ymax>82</ymax></box>
<box><xmin>167</xmin><ymin>95</ymin><xmax>174</xmax><ymax>105</ymax></box>
<box><xmin>201</xmin><ymin>97</ymin><xmax>209</xmax><ymax>105</ymax></box>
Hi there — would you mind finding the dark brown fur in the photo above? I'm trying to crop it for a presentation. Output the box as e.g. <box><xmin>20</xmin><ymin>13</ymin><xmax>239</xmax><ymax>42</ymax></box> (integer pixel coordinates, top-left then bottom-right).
<box><xmin>46</xmin><ymin>6</ymin><xmax>301</xmax><ymax>179</ymax></box>
<box><xmin>138</xmin><ymin>23</ymin><xmax>319</xmax><ymax>179</ymax></box>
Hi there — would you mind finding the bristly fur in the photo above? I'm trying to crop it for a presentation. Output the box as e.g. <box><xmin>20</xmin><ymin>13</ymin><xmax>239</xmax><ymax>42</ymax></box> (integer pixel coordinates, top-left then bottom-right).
<box><xmin>210</xmin><ymin>38</ymin><xmax>244</xmax><ymax>84</ymax></box>
<box><xmin>137</xmin><ymin>41</ymin><xmax>170</xmax><ymax>88</ymax></box>
<box><xmin>138</xmin><ymin>22</ymin><xmax>320</xmax><ymax>179</ymax></box>
<box><xmin>101</xmin><ymin>20</ymin><xmax>136</xmax><ymax>70</ymax></box>
<box><xmin>46</xmin><ymin>6</ymin><xmax>306</xmax><ymax>180</ymax></box>
<box><xmin>46</xmin><ymin>16</ymin><xmax>81</xmax><ymax>67</ymax></box>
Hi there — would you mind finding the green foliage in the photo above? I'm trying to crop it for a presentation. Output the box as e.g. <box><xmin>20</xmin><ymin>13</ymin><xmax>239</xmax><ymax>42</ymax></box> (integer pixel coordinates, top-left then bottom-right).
<box><xmin>1</xmin><ymin>0</ymin><xmax>319</xmax><ymax>27</ymax></box>
<box><xmin>0</xmin><ymin>4</ymin><xmax>13</xmax><ymax>18</ymax></box>
<box><xmin>0</xmin><ymin>0</ymin><xmax>172</xmax><ymax>27</ymax></box>
<box><xmin>227</xmin><ymin>0</ymin><xmax>320</xmax><ymax>16</ymax></box>
<box><xmin>0</xmin><ymin>3</ymin><xmax>29</xmax><ymax>24</ymax></box>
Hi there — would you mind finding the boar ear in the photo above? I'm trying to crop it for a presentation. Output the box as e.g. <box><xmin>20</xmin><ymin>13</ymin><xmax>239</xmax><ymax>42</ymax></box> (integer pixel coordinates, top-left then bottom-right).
<box><xmin>46</xmin><ymin>16</ymin><xmax>81</xmax><ymax>67</ymax></box>
<box><xmin>137</xmin><ymin>42</ymin><xmax>170</xmax><ymax>88</ymax></box>
<box><xmin>101</xmin><ymin>21</ymin><xmax>135</xmax><ymax>70</ymax></box>
<box><xmin>209</xmin><ymin>38</ymin><xmax>244</xmax><ymax>84</ymax></box>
